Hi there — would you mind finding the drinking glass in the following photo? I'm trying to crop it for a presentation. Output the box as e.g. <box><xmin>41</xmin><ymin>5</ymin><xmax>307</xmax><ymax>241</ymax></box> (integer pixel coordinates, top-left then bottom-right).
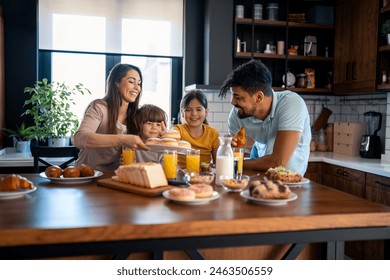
<box><xmin>122</xmin><ymin>147</ymin><xmax>135</xmax><ymax>165</ymax></box>
<box><xmin>186</xmin><ymin>149</ymin><xmax>200</xmax><ymax>173</ymax></box>
<box><xmin>233</xmin><ymin>147</ymin><xmax>244</xmax><ymax>178</ymax></box>
<box><xmin>163</xmin><ymin>150</ymin><xmax>177</xmax><ymax>180</ymax></box>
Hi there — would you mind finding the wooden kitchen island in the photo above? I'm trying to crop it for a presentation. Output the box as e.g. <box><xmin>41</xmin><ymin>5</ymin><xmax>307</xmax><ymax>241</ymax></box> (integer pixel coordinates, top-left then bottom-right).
<box><xmin>0</xmin><ymin>173</ymin><xmax>389</xmax><ymax>260</ymax></box>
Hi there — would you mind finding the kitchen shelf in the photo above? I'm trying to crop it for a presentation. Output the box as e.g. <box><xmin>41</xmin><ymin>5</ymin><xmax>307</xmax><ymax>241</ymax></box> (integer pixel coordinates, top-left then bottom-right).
<box><xmin>272</xmin><ymin>86</ymin><xmax>332</xmax><ymax>94</ymax></box>
<box><xmin>378</xmin><ymin>45</ymin><xmax>390</xmax><ymax>52</ymax></box>
<box><xmin>233</xmin><ymin>0</ymin><xmax>335</xmax><ymax>93</ymax></box>
<box><xmin>377</xmin><ymin>83</ymin><xmax>390</xmax><ymax>90</ymax></box>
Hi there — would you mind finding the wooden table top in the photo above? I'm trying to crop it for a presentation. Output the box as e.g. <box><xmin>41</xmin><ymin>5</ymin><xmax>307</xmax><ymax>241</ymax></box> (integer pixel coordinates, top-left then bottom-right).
<box><xmin>1</xmin><ymin>172</ymin><xmax>390</xmax><ymax>248</ymax></box>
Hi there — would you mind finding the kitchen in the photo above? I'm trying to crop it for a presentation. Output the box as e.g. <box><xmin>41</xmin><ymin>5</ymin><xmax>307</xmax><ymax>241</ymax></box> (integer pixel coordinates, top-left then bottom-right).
<box><xmin>0</xmin><ymin>0</ymin><xmax>390</xmax><ymax>264</ymax></box>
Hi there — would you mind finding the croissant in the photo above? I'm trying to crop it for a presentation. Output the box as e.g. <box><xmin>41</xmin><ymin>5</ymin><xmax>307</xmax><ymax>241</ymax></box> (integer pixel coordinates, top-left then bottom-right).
<box><xmin>235</xmin><ymin>127</ymin><xmax>246</xmax><ymax>148</ymax></box>
<box><xmin>0</xmin><ymin>174</ymin><xmax>34</xmax><ymax>191</ymax></box>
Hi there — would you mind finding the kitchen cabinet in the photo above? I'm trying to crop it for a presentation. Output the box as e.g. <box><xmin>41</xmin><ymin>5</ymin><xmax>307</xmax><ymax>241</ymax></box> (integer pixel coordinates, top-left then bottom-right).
<box><xmin>377</xmin><ymin>2</ymin><xmax>390</xmax><ymax>91</ymax></box>
<box><xmin>234</xmin><ymin>0</ymin><xmax>334</xmax><ymax>94</ymax></box>
<box><xmin>320</xmin><ymin>163</ymin><xmax>365</xmax><ymax>198</ymax></box>
<box><xmin>333</xmin><ymin>0</ymin><xmax>379</xmax><ymax>93</ymax></box>
<box><xmin>304</xmin><ymin>162</ymin><xmax>319</xmax><ymax>182</ymax></box>
<box><xmin>366</xmin><ymin>172</ymin><xmax>390</xmax><ymax>206</ymax></box>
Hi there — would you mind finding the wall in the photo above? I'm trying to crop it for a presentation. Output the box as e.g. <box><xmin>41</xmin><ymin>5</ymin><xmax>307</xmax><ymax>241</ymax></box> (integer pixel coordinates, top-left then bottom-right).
<box><xmin>0</xmin><ymin>4</ymin><xmax>4</xmax><ymax>147</ymax></box>
<box><xmin>196</xmin><ymin>89</ymin><xmax>390</xmax><ymax>161</ymax></box>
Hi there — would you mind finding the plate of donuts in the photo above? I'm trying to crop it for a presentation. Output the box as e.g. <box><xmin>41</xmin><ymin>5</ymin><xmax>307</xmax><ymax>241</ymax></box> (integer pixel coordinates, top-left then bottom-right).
<box><xmin>40</xmin><ymin>170</ymin><xmax>103</xmax><ymax>184</ymax></box>
<box><xmin>146</xmin><ymin>138</ymin><xmax>195</xmax><ymax>155</ymax></box>
<box><xmin>162</xmin><ymin>187</ymin><xmax>220</xmax><ymax>205</ymax></box>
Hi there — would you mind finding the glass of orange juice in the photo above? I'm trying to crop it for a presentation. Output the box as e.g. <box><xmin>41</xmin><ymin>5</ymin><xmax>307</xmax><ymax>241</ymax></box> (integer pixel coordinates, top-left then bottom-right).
<box><xmin>233</xmin><ymin>147</ymin><xmax>244</xmax><ymax>178</ymax></box>
<box><xmin>186</xmin><ymin>149</ymin><xmax>200</xmax><ymax>173</ymax></box>
<box><xmin>163</xmin><ymin>150</ymin><xmax>177</xmax><ymax>180</ymax></box>
<box><xmin>122</xmin><ymin>147</ymin><xmax>135</xmax><ymax>165</ymax></box>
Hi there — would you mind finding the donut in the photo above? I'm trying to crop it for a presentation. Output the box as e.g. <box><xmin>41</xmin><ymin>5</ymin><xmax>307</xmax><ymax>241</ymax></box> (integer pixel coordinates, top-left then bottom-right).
<box><xmin>177</xmin><ymin>140</ymin><xmax>191</xmax><ymax>148</ymax></box>
<box><xmin>188</xmin><ymin>184</ymin><xmax>213</xmax><ymax>198</ymax></box>
<box><xmin>146</xmin><ymin>137</ymin><xmax>162</xmax><ymax>145</ymax></box>
<box><xmin>160</xmin><ymin>138</ymin><xmax>178</xmax><ymax>146</ymax></box>
<box><xmin>79</xmin><ymin>164</ymin><xmax>94</xmax><ymax>177</ymax></box>
<box><xmin>162</xmin><ymin>129</ymin><xmax>181</xmax><ymax>141</ymax></box>
<box><xmin>63</xmin><ymin>166</ymin><xmax>81</xmax><ymax>178</ymax></box>
<box><xmin>168</xmin><ymin>187</ymin><xmax>196</xmax><ymax>201</ymax></box>
<box><xmin>45</xmin><ymin>165</ymin><xmax>63</xmax><ymax>178</ymax></box>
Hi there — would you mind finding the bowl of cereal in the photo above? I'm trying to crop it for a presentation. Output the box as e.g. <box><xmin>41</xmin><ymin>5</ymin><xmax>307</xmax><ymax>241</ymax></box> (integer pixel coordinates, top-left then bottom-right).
<box><xmin>219</xmin><ymin>175</ymin><xmax>250</xmax><ymax>192</ymax></box>
<box><xmin>185</xmin><ymin>172</ymin><xmax>215</xmax><ymax>185</ymax></box>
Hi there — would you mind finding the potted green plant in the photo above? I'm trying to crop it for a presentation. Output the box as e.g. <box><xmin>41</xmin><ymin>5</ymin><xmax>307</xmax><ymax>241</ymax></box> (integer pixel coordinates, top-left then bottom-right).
<box><xmin>23</xmin><ymin>78</ymin><xmax>91</xmax><ymax>147</ymax></box>
<box><xmin>381</xmin><ymin>21</ymin><xmax>390</xmax><ymax>45</ymax></box>
<box><xmin>1</xmin><ymin>123</ymin><xmax>35</xmax><ymax>152</ymax></box>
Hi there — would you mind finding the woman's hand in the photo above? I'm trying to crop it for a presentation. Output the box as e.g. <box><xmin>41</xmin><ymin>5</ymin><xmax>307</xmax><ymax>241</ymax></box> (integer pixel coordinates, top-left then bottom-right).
<box><xmin>122</xmin><ymin>134</ymin><xmax>150</xmax><ymax>151</ymax></box>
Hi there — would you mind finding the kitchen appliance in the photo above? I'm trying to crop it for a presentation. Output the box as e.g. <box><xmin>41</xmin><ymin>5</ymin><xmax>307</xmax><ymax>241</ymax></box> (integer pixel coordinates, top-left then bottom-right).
<box><xmin>360</xmin><ymin>111</ymin><xmax>382</xmax><ymax>158</ymax></box>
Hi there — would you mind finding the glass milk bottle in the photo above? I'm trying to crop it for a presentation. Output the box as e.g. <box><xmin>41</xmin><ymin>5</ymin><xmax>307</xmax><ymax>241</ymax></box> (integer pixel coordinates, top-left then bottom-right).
<box><xmin>215</xmin><ymin>135</ymin><xmax>234</xmax><ymax>186</ymax></box>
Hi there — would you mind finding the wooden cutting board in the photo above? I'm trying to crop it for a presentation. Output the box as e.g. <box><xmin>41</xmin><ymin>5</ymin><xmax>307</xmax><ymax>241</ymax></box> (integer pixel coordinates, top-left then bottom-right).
<box><xmin>97</xmin><ymin>178</ymin><xmax>173</xmax><ymax>197</ymax></box>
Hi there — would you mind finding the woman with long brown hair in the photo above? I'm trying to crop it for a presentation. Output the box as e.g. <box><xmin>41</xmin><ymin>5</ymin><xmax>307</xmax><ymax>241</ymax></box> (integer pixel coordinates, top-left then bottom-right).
<box><xmin>74</xmin><ymin>63</ymin><xmax>149</xmax><ymax>172</ymax></box>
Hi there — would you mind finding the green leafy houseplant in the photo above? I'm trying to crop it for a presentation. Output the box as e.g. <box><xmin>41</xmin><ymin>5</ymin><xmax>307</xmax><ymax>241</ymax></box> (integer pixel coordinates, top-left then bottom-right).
<box><xmin>23</xmin><ymin>78</ymin><xmax>91</xmax><ymax>142</ymax></box>
<box><xmin>1</xmin><ymin>122</ymin><xmax>35</xmax><ymax>141</ymax></box>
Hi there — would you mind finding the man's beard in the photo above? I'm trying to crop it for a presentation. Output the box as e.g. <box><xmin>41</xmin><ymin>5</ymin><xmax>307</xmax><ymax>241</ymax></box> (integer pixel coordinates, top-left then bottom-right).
<box><xmin>236</xmin><ymin>106</ymin><xmax>252</xmax><ymax>119</ymax></box>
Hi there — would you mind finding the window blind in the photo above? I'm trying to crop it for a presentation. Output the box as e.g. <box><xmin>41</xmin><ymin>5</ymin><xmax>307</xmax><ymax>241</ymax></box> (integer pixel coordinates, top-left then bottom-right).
<box><xmin>39</xmin><ymin>0</ymin><xmax>183</xmax><ymax>57</ymax></box>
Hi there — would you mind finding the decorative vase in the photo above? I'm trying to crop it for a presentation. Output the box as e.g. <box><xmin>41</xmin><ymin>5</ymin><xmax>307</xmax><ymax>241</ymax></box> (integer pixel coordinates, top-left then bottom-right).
<box><xmin>387</xmin><ymin>33</ymin><xmax>390</xmax><ymax>45</ymax></box>
<box><xmin>16</xmin><ymin>140</ymin><xmax>31</xmax><ymax>153</ymax></box>
<box><xmin>48</xmin><ymin>137</ymin><xmax>70</xmax><ymax>147</ymax></box>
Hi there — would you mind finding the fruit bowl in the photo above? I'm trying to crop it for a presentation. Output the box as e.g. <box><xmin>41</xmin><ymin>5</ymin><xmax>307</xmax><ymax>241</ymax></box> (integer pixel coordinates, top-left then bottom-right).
<box><xmin>219</xmin><ymin>175</ymin><xmax>250</xmax><ymax>192</ymax></box>
<box><xmin>185</xmin><ymin>172</ymin><xmax>215</xmax><ymax>185</ymax></box>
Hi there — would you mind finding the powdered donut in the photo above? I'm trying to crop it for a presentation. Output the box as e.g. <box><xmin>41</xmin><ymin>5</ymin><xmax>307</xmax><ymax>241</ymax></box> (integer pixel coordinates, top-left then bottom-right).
<box><xmin>188</xmin><ymin>184</ymin><xmax>213</xmax><ymax>198</ymax></box>
<box><xmin>168</xmin><ymin>187</ymin><xmax>196</xmax><ymax>201</ymax></box>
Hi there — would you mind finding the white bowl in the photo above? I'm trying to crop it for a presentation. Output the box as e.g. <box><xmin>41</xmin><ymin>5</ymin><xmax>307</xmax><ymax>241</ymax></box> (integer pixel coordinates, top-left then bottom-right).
<box><xmin>219</xmin><ymin>174</ymin><xmax>250</xmax><ymax>192</ymax></box>
<box><xmin>185</xmin><ymin>172</ymin><xmax>215</xmax><ymax>185</ymax></box>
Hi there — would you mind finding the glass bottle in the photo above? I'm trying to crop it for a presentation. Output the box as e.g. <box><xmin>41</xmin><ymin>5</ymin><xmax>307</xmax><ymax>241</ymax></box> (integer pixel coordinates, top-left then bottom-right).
<box><xmin>215</xmin><ymin>135</ymin><xmax>234</xmax><ymax>186</ymax></box>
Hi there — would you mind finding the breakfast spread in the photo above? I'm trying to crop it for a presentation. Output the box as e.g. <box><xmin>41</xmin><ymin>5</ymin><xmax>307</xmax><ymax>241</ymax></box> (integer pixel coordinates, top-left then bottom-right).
<box><xmin>44</xmin><ymin>164</ymin><xmax>95</xmax><ymax>178</ymax></box>
<box><xmin>113</xmin><ymin>162</ymin><xmax>168</xmax><ymax>188</ymax></box>
<box><xmin>249</xmin><ymin>179</ymin><xmax>291</xmax><ymax>199</ymax></box>
<box><xmin>265</xmin><ymin>166</ymin><xmax>303</xmax><ymax>183</ymax></box>
<box><xmin>0</xmin><ymin>174</ymin><xmax>34</xmax><ymax>191</ymax></box>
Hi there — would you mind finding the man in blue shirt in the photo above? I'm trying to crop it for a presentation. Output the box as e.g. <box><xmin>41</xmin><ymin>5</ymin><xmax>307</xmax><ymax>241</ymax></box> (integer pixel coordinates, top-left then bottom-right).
<box><xmin>219</xmin><ymin>60</ymin><xmax>311</xmax><ymax>175</ymax></box>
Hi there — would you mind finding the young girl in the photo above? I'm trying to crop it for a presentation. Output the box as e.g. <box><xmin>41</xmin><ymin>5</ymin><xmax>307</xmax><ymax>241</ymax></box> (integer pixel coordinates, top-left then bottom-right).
<box><xmin>130</xmin><ymin>104</ymin><xmax>167</xmax><ymax>163</ymax></box>
<box><xmin>173</xmin><ymin>89</ymin><xmax>219</xmax><ymax>164</ymax></box>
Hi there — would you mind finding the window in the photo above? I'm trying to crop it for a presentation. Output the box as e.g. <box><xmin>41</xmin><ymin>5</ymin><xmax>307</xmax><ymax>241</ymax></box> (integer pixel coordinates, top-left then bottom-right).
<box><xmin>39</xmin><ymin>0</ymin><xmax>183</xmax><ymax>123</ymax></box>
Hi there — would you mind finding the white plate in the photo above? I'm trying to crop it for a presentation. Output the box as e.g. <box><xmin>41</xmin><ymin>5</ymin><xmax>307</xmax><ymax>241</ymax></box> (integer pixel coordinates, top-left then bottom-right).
<box><xmin>0</xmin><ymin>187</ymin><xmax>37</xmax><ymax>199</ymax></box>
<box><xmin>162</xmin><ymin>190</ymin><xmax>220</xmax><ymax>205</ymax></box>
<box><xmin>40</xmin><ymin>170</ymin><xmax>103</xmax><ymax>184</ymax></box>
<box><xmin>264</xmin><ymin>177</ymin><xmax>310</xmax><ymax>187</ymax></box>
<box><xmin>240</xmin><ymin>190</ymin><xmax>298</xmax><ymax>206</ymax></box>
<box><xmin>146</xmin><ymin>144</ymin><xmax>195</xmax><ymax>155</ymax></box>
<box><xmin>284</xmin><ymin>177</ymin><xmax>310</xmax><ymax>186</ymax></box>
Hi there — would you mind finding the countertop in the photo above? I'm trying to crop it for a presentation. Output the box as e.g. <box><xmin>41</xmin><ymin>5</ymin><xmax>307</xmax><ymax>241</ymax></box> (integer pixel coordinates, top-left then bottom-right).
<box><xmin>0</xmin><ymin>147</ymin><xmax>74</xmax><ymax>167</ymax></box>
<box><xmin>309</xmin><ymin>151</ymin><xmax>390</xmax><ymax>177</ymax></box>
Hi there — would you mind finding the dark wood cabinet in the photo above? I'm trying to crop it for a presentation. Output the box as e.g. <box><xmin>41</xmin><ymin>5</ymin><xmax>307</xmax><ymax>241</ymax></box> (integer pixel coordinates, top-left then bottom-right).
<box><xmin>304</xmin><ymin>162</ymin><xmax>319</xmax><ymax>182</ymax></box>
<box><xmin>333</xmin><ymin>0</ymin><xmax>379</xmax><ymax>93</ymax></box>
<box><xmin>366</xmin><ymin>172</ymin><xmax>390</xmax><ymax>206</ymax></box>
<box><xmin>377</xmin><ymin>2</ymin><xmax>390</xmax><ymax>91</ymax></box>
<box><xmin>234</xmin><ymin>0</ymin><xmax>334</xmax><ymax>94</ymax></box>
<box><xmin>320</xmin><ymin>163</ymin><xmax>365</xmax><ymax>198</ymax></box>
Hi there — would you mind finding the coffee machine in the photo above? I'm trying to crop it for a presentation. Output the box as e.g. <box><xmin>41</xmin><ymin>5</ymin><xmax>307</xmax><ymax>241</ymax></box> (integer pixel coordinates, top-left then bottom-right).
<box><xmin>360</xmin><ymin>111</ymin><xmax>382</xmax><ymax>158</ymax></box>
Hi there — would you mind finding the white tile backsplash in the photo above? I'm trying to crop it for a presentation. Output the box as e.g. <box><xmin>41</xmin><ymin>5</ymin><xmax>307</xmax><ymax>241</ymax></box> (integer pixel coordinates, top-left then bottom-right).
<box><xmin>199</xmin><ymin>89</ymin><xmax>390</xmax><ymax>160</ymax></box>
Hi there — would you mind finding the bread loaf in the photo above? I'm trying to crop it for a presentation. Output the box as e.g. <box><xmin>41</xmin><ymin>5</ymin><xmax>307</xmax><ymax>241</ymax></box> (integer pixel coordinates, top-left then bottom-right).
<box><xmin>114</xmin><ymin>162</ymin><xmax>168</xmax><ymax>188</ymax></box>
